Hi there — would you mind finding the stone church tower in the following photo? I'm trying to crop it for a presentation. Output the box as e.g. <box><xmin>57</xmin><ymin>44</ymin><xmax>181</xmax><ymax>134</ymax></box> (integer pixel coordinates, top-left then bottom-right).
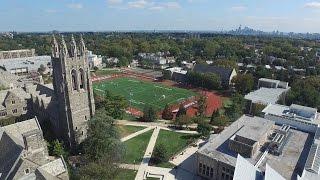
<box><xmin>51</xmin><ymin>35</ymin><xmax>95</xmax><ymax>149</ymax></box>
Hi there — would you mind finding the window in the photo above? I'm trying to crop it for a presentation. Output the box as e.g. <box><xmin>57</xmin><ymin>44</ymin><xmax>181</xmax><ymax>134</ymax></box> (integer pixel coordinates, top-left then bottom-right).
<box><xmin>71</xmin><ymin>69</ymin><xmax>78</xmax><ymax>91</ymax></box>
<box><xmin>0</xmin><ymin>111</ymin><xmax>7</xmax><ymax>116</ymax></box>
<box><xmin>25</xmin><ymin>168</ymin><xmax>30</xmax><ymax>174</ymax></box>
<box><xmin>222</xmin><ymin>173</ymin><xmax>225</xmax><ymax>179</ymax></box>
<box><xmin>81</xmin><ymin>131</ymin><xmax>84</xmax><ymax>135</ymax></box>
<box><xmin>12</xmin><ymin>100</ymin><xmax>15</xmax><ymax>104</ymax></box>
<box><xmin>210</xmin><ymin>168</ymin><xmax>213</xmax><ymax>177</ymax></box>
<box><xmin>23</xmin><ymin>107</ymin><xmax>27</xmax><ymax>111</ymax></box>
<box><xmin>202</xmin><ymin>164</ymin><xmax>206</xmax><ymax>175</ymax></box>
<box><xmin>222</xmin><ymin>167</ymin><xmax>226</xmax><ymax>171</ymax></box>
<box><xmin>199</xmin><ymin>163</ymin><xmax>202</xmax><ymax>173</ymax></box>
<box><xmin>85</xmin><ymin>116</ymin><xmax>87</xmax><ymax>120</ymax></box>
<box><xmin>12</xmin><ymin>109</ymin><xmax>17</xmax><ymax>114</ymax></box>
<box><xmin>206</xmin><ymin>166</ymin><xmax>209</xmax><ymax>176</ymax></box>
<box><xmin>79</xmin><ymin>68</ymin><xmax>85</xmax><ymax>89</ymax></box>
<box><xmin>75</xmin><ymin>126</ymin><xmax>78</xmax><ymax>130</ymax></box>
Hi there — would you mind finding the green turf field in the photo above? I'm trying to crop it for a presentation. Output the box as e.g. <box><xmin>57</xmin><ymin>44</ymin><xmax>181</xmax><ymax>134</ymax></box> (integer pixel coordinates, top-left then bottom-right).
<box><xmin>93</xmin><ymin>78</ymin><xmax>197</xmax><ymax>111</ymax></box>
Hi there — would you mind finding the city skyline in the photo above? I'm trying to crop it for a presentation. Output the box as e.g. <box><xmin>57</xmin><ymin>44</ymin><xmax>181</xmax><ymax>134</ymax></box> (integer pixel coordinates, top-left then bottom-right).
<box><xmin>1</xmin><ymin>0</ymin><xmax>320</xmax><ymax>33</ymax></box>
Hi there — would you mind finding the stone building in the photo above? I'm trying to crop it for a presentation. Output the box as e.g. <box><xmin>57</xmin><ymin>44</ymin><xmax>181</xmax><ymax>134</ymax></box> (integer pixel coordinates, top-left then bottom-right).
<box><xmin>0</xmin><ymin>88</ymin><xmax>30</xmax><ymax>120</ymax></box>
<box><xmin>196</xmin><ymin>115</ymin><xmax>310</xmax><ymax>180</ymax></box>
<box><xmin>0</xmin><ymin>35</ymin><xmax>95</xmax><ymax>150</ymax></box>
<box><xmin>0</xmin><ymin>117</ymin><xmax>68</xmax><ymax>180</ymax></box>
<box><xmin>50</xmin><ymin>35</ymin><xmax>95</xmax><ymax>148</ymax></box>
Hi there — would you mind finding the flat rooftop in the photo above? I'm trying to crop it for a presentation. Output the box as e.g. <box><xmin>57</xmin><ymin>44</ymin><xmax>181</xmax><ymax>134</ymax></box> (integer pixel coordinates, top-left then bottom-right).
<box><xmin>258</xmin><ymin>128</ymin><xmax>312</xmax><ymax>180</ymax></box>
<box><xmin>197</xmin><ymin>115</ymin><xmax>275</xmax><ymax>166</ymax></box>
<box><xmin>262</xmin><ymin>104</ymin><xmax>320</xmax><ymax>125</ymax></box>
<box><xmin>0</xmin><ymin>56</ymin><xmax>51</xmax><ymax>72</ymax></box>
<box><xmin>197</xmin><ymin>115</ymin><xmax>312</xmax><ymax>179</ymax></box>
<box><xmin>245</xmin><ymin>87</ymin><xmax>290</xmax><ymax>104</ymax></box>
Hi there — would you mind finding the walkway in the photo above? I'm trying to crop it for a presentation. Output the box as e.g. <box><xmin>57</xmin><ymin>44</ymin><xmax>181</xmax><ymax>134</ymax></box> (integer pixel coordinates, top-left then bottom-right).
<box><xmin>121</xmin><ymin>126</ymin><xmax>154</xmax><ymax>142</ymax></box>
<box><xmin>135</xmin><ymin>127</ymin><xmax>161</xmax><ymax>180</ymax></box>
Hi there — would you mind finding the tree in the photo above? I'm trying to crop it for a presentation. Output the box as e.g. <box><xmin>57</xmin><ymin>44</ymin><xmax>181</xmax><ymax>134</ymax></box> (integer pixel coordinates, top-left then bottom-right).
<box><xmin>162</xmin><ymin>104</ymin><xmax>173</xmax><ymax>120</ymax></box>
<box><xmin>173</xmin><ymin>115</ymin><xmax>192</xmax><ymax>129</ymax></box>
<box><xmin>210</xmin><ymin>109</ymin><xmax>220</xmax><ymax>124</ymax></box>
<box><xmin>232</xmin><ymin>74</ymin><xmax>254</xmax><ymax>95</ymax></box>
<box><xmin>176</xmin><ymin>104</ymin><xmax>187</xmax><ymax>118</ymax></box>
<box><xmin>151</xmin><ymin>143</ymin><xmax>168</xmax><ymax>164</ymax></box>
<box><xmin>78</xmin><ymin>109</ymin><xmax>124</xmax><ymax>180</ymax></box>
<box><xmin>211</xmin><ymin>114</ymin><xmax>228</xmax><ymax>127</ymax></box>
<box><xmin>50</xmin><ymin>140</ymin><xmax>68</xmax><ymax>158</ymax></box>
<box><xmin>103</xmin><ymin>90</ymin><xmax>128</xmax><ymax>119</ymax></box>
<box><xmin>197</xmin><ymin>120</ymin><xmax>211</xmax><ymax>137</ymax></box>
<box><xmin>225</xmin><ymin>93</ymin><xmax>245</xmax><ymax>121</ymax></box>
<box><xmin>197</xmin><ymin>95</ymin><xmax>207</xmax><ymax>116</ymax></box>
<box><xmin>142</xmin><ymin>106</ymin><xmax>157</xmax><ymax>122</ymax></box>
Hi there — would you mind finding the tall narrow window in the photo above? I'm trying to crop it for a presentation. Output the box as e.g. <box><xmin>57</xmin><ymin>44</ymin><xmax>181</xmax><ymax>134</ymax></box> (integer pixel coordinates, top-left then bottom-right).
<box><xmin>79</xmin><ymin>68</ymin><xmax>85</xmax><ymax>89</ymax></box>
<box><xmin>71</xmin><ymin>69</ymin><xmax>78</xmax><ymax>90</ymax></box>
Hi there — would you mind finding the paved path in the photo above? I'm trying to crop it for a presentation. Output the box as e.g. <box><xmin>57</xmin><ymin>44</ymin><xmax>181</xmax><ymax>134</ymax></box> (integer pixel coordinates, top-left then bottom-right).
<box><xmin>121</xmin><ymin>126</ymin><xmax>154</xmax><ymax>142</ymax></box>
<box><xmin>135</xmin><ymin>127</ymin><xmax>160</xmax><ymax>180</ymax></box>
<box><xmin>170</xmin><ymin>139</ymin><xmax>205</xmax><ymax>174</ymax></box>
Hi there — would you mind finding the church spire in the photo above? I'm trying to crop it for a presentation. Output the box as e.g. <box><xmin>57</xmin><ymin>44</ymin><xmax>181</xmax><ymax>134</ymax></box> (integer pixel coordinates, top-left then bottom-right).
<box><xmin>79</xmin><ymin>34</ymin><xmax>86</xmax><ymax>56</ymax></box>
<box><xmin>51</xmin><ymin>34</ymin><xmax>59</xmax><ymax>58</ymax></box>
<box><xmin>60</xmin><ymin>35</ymin><xmax>69</xmax><ymax>57</ymax></box>
<box><xmin>70</xmin><ymin>34</ymin><xmax>78</xmax><ymax>57</ymax></box>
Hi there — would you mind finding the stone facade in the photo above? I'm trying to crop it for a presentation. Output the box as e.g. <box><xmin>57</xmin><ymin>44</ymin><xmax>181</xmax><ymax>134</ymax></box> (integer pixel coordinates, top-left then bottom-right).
<box><xmin>51</xmin><ymin>35</ymin><xmax>95</xmax><ymax>149</ymax></box>
<box><xmin>0</xmin><ymin>117</ymin><xmax>68</xmax><ymax>180</ymax></box>
<box><xmin>0</xmin><ymin>88</ymin><xmax>30</xmax><ymax>120</ymax></box>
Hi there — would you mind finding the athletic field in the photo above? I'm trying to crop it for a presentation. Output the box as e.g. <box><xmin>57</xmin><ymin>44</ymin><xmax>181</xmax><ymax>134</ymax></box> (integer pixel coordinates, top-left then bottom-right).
<box><xmin>93</xmin><ymin>78</ymin><xmax>197</xmax><ymax>111</ymax></box>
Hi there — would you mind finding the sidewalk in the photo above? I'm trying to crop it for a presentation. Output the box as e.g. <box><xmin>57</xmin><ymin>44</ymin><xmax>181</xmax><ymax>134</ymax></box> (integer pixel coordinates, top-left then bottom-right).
<box><xmin>135</xmin><ymin>127</ymin><xmax>160</xmax><ymax>180</ymax></box>
<box><xmin>121</xmin><ymin>126</ymin><xmax>154</xmax><ymax>142</ymax></box>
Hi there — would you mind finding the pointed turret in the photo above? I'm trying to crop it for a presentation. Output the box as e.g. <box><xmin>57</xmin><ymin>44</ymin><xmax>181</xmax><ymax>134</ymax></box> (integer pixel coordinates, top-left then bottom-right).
<box><xmin>79</xmin><ymin>34</ymin><xmax>86</xmax><ymax>56</ymax></box>
<box><xmin>52</xmin><ymin>35</ymin><xmax>59</xmax><ymax>58</ymax></box>
<box><xmin>70</xmin><ymin>34</ymin><xmax>78</xmax><ymax>57</ymax></box>
<box><xmin>60</xmin><ymin>35</ymin><xmax>69</xmax><ymax>57</ymax></box>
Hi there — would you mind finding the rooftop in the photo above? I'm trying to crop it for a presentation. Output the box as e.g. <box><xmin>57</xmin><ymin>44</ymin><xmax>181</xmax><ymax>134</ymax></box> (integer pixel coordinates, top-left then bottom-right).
<box><xmin>0</xmin><ymin>55</ymin><xmax>51</xmax><ymax>72</ymax></box>
<box><xmin>198</xmin><ymin>115</ymin><xmax>275</xmax><ymax>166</ymax></box>
<box><xmin>262</xmin><ymin>104</ymin><xmax>320</xmax><ymax>124</ymax></box>
<box><xmin>197</xmin><ymin>115</ymin><xmax>312</xmax><ymax>179</ymax></box>
<box><xmin>245</xmin><ymin>87</ymin><xmax>289</xmax><ymax>104</ymax></box>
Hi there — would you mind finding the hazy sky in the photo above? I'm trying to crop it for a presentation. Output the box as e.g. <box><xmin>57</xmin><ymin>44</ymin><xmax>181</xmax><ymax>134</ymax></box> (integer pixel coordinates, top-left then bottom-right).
<box><xmin>1</xmin><ymin>0</ymin><xmax>320</xmax><ymax>33</ymax></box>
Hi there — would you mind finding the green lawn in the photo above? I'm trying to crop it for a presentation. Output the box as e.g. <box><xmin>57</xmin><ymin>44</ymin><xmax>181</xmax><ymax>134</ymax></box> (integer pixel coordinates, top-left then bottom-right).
<box><xmin>114</xmin><ymin>169</ymin><xmax>137</xmax><ymax>180</ymax></box>
<box><xmin>93</xmin><ymin>77</ymin><xmax>197</xmax><ymax>111</ymax></box>
<box><xmin>117</xmin><ymin>125</ymin><xmax>145</xmax><ymax>138</ymax></box>
<box><xmin>123</xmin><ymin>129</ymin><xmax>153</xmax><ymax>164</ymax></box>
<box><xmin>152</xmin><ymin>130</ymin><xmax>200</xmax><ymax>168</ymax></box>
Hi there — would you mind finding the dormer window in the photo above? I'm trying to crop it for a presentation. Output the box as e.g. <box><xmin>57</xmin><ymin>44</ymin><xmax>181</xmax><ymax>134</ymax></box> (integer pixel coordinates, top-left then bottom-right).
<box><xmin>12</xmin><ymin>100</ymin><xmax>15</xmax><ymax>104</ymax></box>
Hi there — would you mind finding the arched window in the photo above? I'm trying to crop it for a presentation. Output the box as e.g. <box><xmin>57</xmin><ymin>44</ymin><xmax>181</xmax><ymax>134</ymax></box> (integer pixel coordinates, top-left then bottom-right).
<box><xmin>71</xmin><ymin>69</ymin><xmax>78</xmax><ymax>91</ymax></box>
<box><xmin>79</xmin><ymin>68</ymin><xmax>85</xmax><ymax>89</ymax></box>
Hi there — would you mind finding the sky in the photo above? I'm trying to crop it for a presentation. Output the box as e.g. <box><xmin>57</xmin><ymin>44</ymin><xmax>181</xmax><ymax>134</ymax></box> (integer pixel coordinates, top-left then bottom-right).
<box><xmin>0</xmin><ymin>0</ymin><xmax>320</xmax><ymax>33</ymax></box>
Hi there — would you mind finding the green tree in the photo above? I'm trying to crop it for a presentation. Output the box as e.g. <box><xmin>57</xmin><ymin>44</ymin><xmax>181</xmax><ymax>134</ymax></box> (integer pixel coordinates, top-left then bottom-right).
<box><xmin>211</xmin><ymin>114</ymin><xmax>228</xmax><ymax>127</ymax></box>
<box><xmin>162</xmin><ymin>104</ymin><xmax>173</xmax><ymax>120</ymax></box>
<box><xmin>210</xmin><ymin>109</ymin><xmax>220</xmax><ymax>124</ymax></box>
<box><xmin>151</xmin><ymin>143</ymin><xmax>168</xmax><ymax>164</ymax></box>
<box><xmin>176</xmin><ymin>104</ymin><xmax>186</xmax><ymax>118</ymax></box>
<box><xmin>173</xmin><ymin>115</ymin><xmax>192</xmax><ymax>129</ymax></box>
<box><xmin>197</xmin><ymin>120</ymin><xmax>211</xmax><ymax>137</ymax></box>
<box><xmin>103</xmin><ymin>90</ymin><xmax>128</xmax><ymax>119</ymax></box>
<box><xmin>142</xmin><ymin>106</ymin><xmax>157</xmax><ymax>122</ymax></box>
<box><xmin>78</xmin><ymin>109</ymin><xmax>123</xmax><ymax>180</ymax></box>
<box><xmin>50</xmin><ymin>140</ymin><xmax>68</xmax><ymax>158</ymax></box>
<box><xmin>232</xmin><ymin>74</ymin><xmax>254</xmax><ymax>95</ymax></box>
<box><xmin>197</xmin><ymin>95</ymin><xmax>207</xmax><ymax>116</ymax></box>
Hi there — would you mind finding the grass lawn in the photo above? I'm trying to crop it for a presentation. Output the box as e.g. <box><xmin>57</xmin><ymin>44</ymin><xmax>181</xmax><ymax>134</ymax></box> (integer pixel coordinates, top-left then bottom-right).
<box><xmin>114</xmin><ymin>169</ymin><xmax>137</xmax><ymax>180</ymax></box>
<box><xmin>123</xmin><ymin>129</ymin><xmax>153</xmax><ymax>164</ymax></box>
<box><xmin>117</xmin><ymin>125</ymin><xmax>145</xmax><ymax>138</ymax></box>
<box><xmin>93</xmin><ymin>77</ymin><xmax>197</xmax><ymax>111</ymax></box>
<box><xmin>152</xmin><ymin>130</ymin><xmax>200</xmax><ymax>168</ymax></box>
